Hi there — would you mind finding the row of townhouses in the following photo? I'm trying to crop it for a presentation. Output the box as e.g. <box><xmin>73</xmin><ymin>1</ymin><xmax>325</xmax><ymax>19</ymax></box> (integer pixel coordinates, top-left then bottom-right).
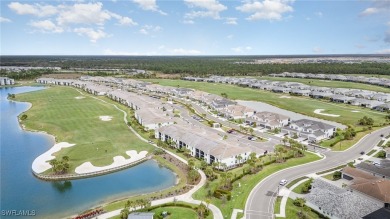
<box><xmin>0</xmin><ymin>77</ymin><xmax>15</xmax><ymax>86</ymax></box>
<box><xmin>269</xmin><ymin>72</ymin><xmax>390</xmax><ymax>88</ymax></box>
<box><xmin>182</xmin><ymin>76</ymin><xmax>390</xmax><ymax>112</ymax></box>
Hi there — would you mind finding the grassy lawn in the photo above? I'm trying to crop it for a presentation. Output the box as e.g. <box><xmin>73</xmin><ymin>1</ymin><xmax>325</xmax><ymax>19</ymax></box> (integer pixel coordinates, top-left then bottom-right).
<box><xmin>142</xmin><ymin>79</ymin><xmax>387</xmax><ymax>128</ymax></box>
<box><xmin>259</xmin><ymin>76</ymin><xmax>390</xmax><ymax>93</ymax></box>
<box><xmin>322</xmin><ymin>172</ymin><xmax>337</xmax><ymax>181</ymax></box>
<box><xmin>274</xmin><ymin>196</ymin><xmax>282</xmax><ymax>215</ymax></box>
<box><xmin>276</xmin><ymin>198</ymin><xmax>321</xmax><ymax>219</ymax></box>
<box><xmin>286</xmin><ymin>176</ymin><xmax>308</xmax><ymax>189</ymax></box>
<box><xmin>192</xmin><ymin>152</ymin><xmax>321</xmax><ymax>219</ymax></box>
<box><xmin>320</xmin><ymin>127</ymin><xmax>382</xmax><ymax>151</ymax></box>
<box><xmin>292</xmin><ymin>181</ymin><xmax>309</xmax><ymax>194</ymax></box>
<box><xmin>109</xmin><ymin>202</ymin><xmax>213</xmax><ymax>219</ymax></box>
<box><xmin>15</xmin><ymin>86</ymin><xmax>153</xmax><ymax>172</ymax></box>
<box><xmin>367</xmin><ymin>149</ymin><xmax>377</xmax><ymax>156</ymax></box>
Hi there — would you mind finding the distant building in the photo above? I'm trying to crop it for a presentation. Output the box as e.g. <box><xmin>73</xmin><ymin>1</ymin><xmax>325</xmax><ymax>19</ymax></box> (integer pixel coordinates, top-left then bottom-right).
<box><xmin>281</xmin><ymin>119</ymin><xmax>336</xmax><ymax>142</ymax></box>
<box><xmin>127</xmin><ymin>212</ymin><xmax>154</xmax><ymax>219</ymax></box>
<box><xmin>0</xmin><ymin>77</ymin><xmax>15</xmax><ymax>85</ymax></box>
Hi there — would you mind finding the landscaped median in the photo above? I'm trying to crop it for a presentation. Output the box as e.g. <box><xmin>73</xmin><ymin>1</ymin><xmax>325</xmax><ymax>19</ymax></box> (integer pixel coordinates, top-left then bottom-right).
<box><xmin>14</xmin><ymin>86</ymin><xmax>154</xmax><ymax>177</ymax></box>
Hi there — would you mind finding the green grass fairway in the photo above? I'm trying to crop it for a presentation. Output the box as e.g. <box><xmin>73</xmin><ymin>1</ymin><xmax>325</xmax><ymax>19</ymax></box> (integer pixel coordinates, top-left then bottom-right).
<box><xmin>143</xmin><ymin>79</ymin><xmax>387</xmax><ymax>127</ymax></box>
<box><xmin>16</xmin><ymin>86</ymin><xmax>153</xmax><ymax>172</ymax></box>
<box><xmin>150</xmin><ymin>206</ymin><xmax>199</xmax><ymax>219</ymax></box>
<box><xmin>259</xmin><ymin>76</ymin><xmax>390</xmax><ymax>93</ymax></box>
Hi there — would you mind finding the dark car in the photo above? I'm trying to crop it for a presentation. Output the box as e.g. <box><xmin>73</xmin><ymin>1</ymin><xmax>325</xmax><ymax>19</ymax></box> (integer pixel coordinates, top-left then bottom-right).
<box><xmin>360</xmin><ymin>151</ymin><xmax>365</xmax><ymax>155</ymax></box>
<box><xmin>380</xmin><ymin>134</ymin><xmax>384</xmax><ymax>137</ymax></box>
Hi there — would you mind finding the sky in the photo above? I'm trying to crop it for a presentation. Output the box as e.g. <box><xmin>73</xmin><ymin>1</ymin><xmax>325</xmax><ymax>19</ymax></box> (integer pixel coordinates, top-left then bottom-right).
<box><xmin>0</xmin><ymin>0</ymin><xmax>390</xmax><ymax>55</ymax></box>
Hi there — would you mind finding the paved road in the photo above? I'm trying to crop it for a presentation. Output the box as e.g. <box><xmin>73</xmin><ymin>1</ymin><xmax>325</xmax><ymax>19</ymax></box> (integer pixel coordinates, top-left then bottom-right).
<box><xmin>245</xmin><ymin>126</ymin><xmax>390</xmax><ymax>219</ymax></box>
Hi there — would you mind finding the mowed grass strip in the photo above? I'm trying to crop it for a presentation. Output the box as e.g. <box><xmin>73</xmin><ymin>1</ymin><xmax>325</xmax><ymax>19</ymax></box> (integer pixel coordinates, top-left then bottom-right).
<box><xmin>259</xmin><ymin>76</ymin><xmax>390</xmax><ymax>93</ymax></box>
<box><xmin>143</xmin><ymin>79</ymin><xmax>387</xmax><ymax>127</ymax></box>
<box><xmin>16</xmin><ymin>86</ymin><xmax>153</xmax><ymax>172</ymax></box>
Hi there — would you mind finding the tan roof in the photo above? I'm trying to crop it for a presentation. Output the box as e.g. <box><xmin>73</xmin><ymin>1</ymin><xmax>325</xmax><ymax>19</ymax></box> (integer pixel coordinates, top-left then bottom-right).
<box><xmin>343</xmin><ymin>167</ymin><xmax>390</xmax><ymax>202</ymax></box>
<box><xmin>350</xmin><ymin>179</ymin><xmax>390</xmax><ymax>203</ymax></box>
<box><xmin>342</xmin><ymin>166</ymin><xmax>378</xmax><ymax>180</ymax></box>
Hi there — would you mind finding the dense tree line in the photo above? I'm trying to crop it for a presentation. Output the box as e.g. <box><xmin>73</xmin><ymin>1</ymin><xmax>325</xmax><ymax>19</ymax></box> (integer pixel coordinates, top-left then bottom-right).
<box><xmin>1</xmin><ymin>56</ymin><xmax>390</xmax><ymax>78</ymax></box>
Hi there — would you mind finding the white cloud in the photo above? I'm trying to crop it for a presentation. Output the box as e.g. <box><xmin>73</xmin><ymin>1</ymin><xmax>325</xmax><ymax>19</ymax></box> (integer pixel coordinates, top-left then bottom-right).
<box><xmin>227</xmin><ymin>34</ymin><xmax>234</xmax><ymax>39</ymax></box>
<box><xmin>225</xmin><ymin>17</ymin><xmax>237</xmax><ymax>25</ymax></box>
<box><xmin>360</xmin><ymin>7</ymin><xmax>380</xmax><ymax>16</ymax></box>
<box><xmin>0</xmin><ymin>17</ymin><xmax>12</xmax><ymax>23</ymax></box>
<box><xmin>231</xmin><ymin>46</ymin><xmax>252</xmax><ymax>53</ymax></box>
<box><xmin>182</xmin><ymin>19</ymin><xmax>195</xmax><ymax>24</ymax></box>
<box><xmin>8</xmin><ymin>2</ymin><xmax>137</xmax><ymax>42</ymax></box>
<box><xmin>236</xmin><ymin>0</ymin><xmax>294</xmax><ymax>21</ymax></box>
<box><xmin>375</xmin><ymin>48</ymin><xmax>390</xmax><ymax>54</ymax></box>
<box><xmin>133</xmin><ymin>0</ymin><xmax>167</xmax><ymax>15</ymax></box>
<box><xmin>74</xmin><ymin>28</ymin><xmax>108</xmax><ymax>43</ymax></box>
<box><xmin>312</xmin><ymin>47</ymin><xmax>324</xmax><ymax>54</ymax></box>
<box><xmin>8</xmin><ymin>2</ymin><xmax>58</xmax><ymax>17</ymax></box>
<box><xmin>109</xmin><ymin>13</ymin><xmax>138</xmax><ymax>26</ymax></box>
<box><xmin>170</xmin><ymin>48</ymin><xmax>202</xmax><ymax>55</ymax></box>
<box><xmin>139</xmin><ymin>25</ymin><xmax>162</xmax><ymax>35</ymax></box>
<box><xmin>30</xmin><ymin>20</ymin><xmax>63</xmax><ymax>33</ymax></box>
<box><xmin>56</xmin><ymin>3</ymin><xmax>112</xmax><ymax>26</ymax></box>
<box><xmin>315</xmin><ymin>11</ymin><xmax>323</xmax><ymax>18</ymax></box>
<box><xmin>184</xmin><ymin>0</ymin><xmax>227</xmax><ymax>20</ymax></box>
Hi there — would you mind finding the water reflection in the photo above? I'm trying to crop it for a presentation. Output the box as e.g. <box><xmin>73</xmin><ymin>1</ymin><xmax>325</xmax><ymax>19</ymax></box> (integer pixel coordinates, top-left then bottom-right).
<box><xmin>51</xmin><ymin>181</ymin><xmax>72</xmax><ymax>193</ymax></box>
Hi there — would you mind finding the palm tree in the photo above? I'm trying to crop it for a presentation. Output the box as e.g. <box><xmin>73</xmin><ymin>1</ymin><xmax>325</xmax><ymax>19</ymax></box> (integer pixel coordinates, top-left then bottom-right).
<box><xmin>221</xmin><ymin>163</ymin><xmax>227</xmax><ymax>171</ymax></box>
<box><xmin>62</xmin><ymin>156</ymin><xmax>69</xmax><ymax>162</ymax></box>
<box><xmin>226</xmin><ymin>172</ymin><xmax>233</xmax><ymax>187</ymax></box>
<box><xmin>197</xmin><ymin>203</ymin><xmax>207</xmax><ymax>218</ymax></box>
<box><xmin>282</xmin><ymin>136</ymin><xmax>288</xmax><ymax>146</ymax></box>
<box><xmin>120</xmin><ymin>208</ymin><xmax>130</xmax><ymax>219</ymax></box>
<box><xmin>249</xmin><ymin>152</ymin><xmax>257</xmax><ymax>161</ymax></box>
<box><xmin>237</xmin><ymin>155</ymin><xmax>243</xmax><ymax>166</ymax></box>
<box><xmin>49</xmin><ymin>159</ymin><xmax>58</xmax><ymax>172</ymax></box>
<box><xmin>188</xmin><ymin>158</ymin><xmax>196</xmax><ymax>170</ymax></box>
<box><xmin>205</xmin><ymin>166</ymin><xmax>213</xmax><ymax>178</ymax></box>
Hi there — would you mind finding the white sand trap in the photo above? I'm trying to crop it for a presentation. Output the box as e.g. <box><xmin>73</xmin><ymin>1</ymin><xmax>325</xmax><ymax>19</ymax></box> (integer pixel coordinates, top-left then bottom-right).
<box><xmin>314</xmin><ymin>109</ymin><xmax>340</xmax><ymax>117</ymax></box>
<box><xmin>279</xmin><ymin>96</ymin><xmax>291</xmax><ymax>99</ymax></box>
<box><xmin>32</xmin><ymin>142</ymin><xmax>76</xmax><ymax>174</ymax></box>
<box><xmin>75</xmin><ymin>150</ymin><xmax>148</xmax><ymax>174</ymax></box>
<box><xmin>351</xmin><ymin>110</ymin><xmax>360</xmax><ymax>113</ymax></box>
<box><xmin>75</xmin><ymin>96</ymin><xmax>85</xmax><ymax>99</ymax></box>
<box><xmin>99</xmin><ymin>116</ymin><xmax>113</xmax><ymax>121</ymax></box>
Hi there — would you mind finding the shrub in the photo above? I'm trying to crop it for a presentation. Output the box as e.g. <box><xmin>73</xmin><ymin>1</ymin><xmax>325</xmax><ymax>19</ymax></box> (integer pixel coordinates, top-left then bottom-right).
<box><xmin>213</xmin><ymin>189</ymin><xmax>231</xmax><ymax>201</ymax></box>
<box><xmin>377</xmin><ymin>150</ymin><xmax>386</xmax><ymax>159</ymax></box>
<box><xmin>20</xmin><ymin>114</ymin><xmax>28</xmax><ymax>120</ymax></box>
<box><xmin>333</xmin><ymin>171</ymin><xmax>342</xmax><ymax>180</ymax></box>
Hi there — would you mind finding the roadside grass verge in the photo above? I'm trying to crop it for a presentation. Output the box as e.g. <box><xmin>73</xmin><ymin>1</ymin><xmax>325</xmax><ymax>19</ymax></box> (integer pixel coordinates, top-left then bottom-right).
<box><xmin>286</xmin><ymin>176</ymin><xmax>308</xmax><ymax>189</ymax></box>
<box><xmin>316</xmin><ymin>165</ymin><xmax>346</xmax><ymax>175</ymax></box>
<box><xmin>367</xmin><ymin>149</ymin><xmax>377</xmax><ymax>156</ymax></box>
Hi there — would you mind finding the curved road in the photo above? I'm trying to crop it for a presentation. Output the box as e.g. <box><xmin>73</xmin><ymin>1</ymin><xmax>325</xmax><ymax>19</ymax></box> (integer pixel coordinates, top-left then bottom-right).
<box><xmin>245</xmin><ymin>126</ymin><xmax>390</xmax><ymax>219</ymax></box>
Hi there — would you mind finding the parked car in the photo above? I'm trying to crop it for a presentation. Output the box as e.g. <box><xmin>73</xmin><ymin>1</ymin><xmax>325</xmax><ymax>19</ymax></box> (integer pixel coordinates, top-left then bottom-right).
<box><xmin>280</xmin><ymin>179</ymin><xmax>288</xmax><ymax>186</ymax></box>
<box><xmin>373</xmin><ymin>161</ymin><xmax>381</xmax><ymax>166</ymax></box>
<box><xmin>380</xmin><ymin>134</ymin><xmax>384</xmax><ymax>137</ymax></box>
<box><xmin>360</xmin><ymin>151</ymin><xmax>365</xmax><ymax>155</ymax></box>
<box><xmin>227</xmin><ymin>129</ymin><xmax>235</xmax><ymax>134</ymax></box>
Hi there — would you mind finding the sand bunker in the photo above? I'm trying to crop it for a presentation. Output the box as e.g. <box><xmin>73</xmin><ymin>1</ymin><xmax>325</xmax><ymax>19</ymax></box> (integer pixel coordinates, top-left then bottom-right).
<box><xmin>32</xmin><ymin>142</ymin><xmax>76</xmax><ymax>174</ymax></box>
<box><xmin>279</xmin><ymin>96</ymin><xmax>291</xmax><ymax>99</ymax></box>
<box><xmin>99</xmin><ymin>116</ymin><xmax>113</xmax><ymax>121</ymax></box>
<box><xmin>314</xmin><ymin>109</ymin><xmax>340</xmax><ymax>117</ymax></box>
<box><xmin>351</xmin><ymin>110</ymin><xmax>360</xmax><ymax>113</ymax></box>
<box><xmin>75</xmin><ymin>96</ymin><xmax>85</xmax><ymax>99</ymax></box>
<box><xmin>75</xmin><ymin>150</ymin><xmax>148</xmax><ymax>174</ymax></box>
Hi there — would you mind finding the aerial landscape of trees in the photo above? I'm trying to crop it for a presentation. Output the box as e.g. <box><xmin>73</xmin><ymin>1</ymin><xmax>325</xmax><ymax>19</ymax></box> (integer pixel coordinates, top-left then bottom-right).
<box><xmin>1</xmin><ymin>56</ymin><xmax>390</xmax><ymax>80</ymax></box>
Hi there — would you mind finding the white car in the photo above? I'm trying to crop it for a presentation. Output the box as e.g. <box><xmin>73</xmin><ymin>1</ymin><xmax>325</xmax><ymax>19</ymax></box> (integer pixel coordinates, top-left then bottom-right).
<box><xmin>280</xmin><ymin>179</ymin><xmax>288</xmax><ymax>186</ymax></box>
